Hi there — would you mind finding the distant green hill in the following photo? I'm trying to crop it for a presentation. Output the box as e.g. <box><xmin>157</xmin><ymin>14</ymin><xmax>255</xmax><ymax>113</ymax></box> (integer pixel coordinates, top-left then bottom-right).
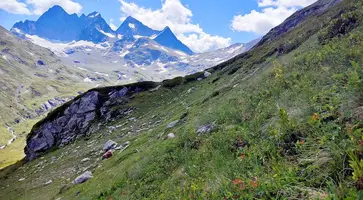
<box><xmin>0</xmin><ymin>26</ymin><xmax>93</xmax><ymax>168</ymax></box>
<box><xmin>1</xmin><ymin>0</ymin><xmax>362</xmax><ymax>199</ymax></box>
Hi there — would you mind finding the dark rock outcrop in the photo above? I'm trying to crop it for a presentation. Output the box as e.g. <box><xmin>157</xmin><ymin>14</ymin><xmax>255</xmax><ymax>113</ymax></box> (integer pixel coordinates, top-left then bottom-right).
<box><xmin>25</xmin><ymin>82</ymin><xmax>159</xmax><ymax>161</ymax></box>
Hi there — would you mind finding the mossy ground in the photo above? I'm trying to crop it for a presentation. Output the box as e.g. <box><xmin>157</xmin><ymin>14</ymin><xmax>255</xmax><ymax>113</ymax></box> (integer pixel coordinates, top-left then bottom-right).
<box><xmin>1</xmin><ymin>0</ymin><xmax>363</xmax><ymax>199</ymax></box>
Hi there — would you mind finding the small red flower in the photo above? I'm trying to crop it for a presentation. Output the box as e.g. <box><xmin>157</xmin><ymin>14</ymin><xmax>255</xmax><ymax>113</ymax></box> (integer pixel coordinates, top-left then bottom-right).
<box><xmin>240</xmin><ymin>153</ymin><xmax>246</xmax><ymax>159</ymax></box>
<box><xmin>298</xmin><ymin>140</ymin><xmax>305</xmax><ymax>145</ymax></box>
<box><xmin>232</xmin><ymin>178</ymin><xmax>246</xmax><ymax>191</ymax></box>
<box><xmin>233</xmin><ymin>178</ymin><xmax>242</xmax><ymax>185</ymax></box>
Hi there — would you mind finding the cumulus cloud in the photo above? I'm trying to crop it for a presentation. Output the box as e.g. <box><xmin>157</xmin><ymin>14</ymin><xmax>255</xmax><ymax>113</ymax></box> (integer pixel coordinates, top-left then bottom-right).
<box><xmin>258</xmin><ymin>0</ymin><xmax>317</xmax><ymax>7</ymax></box>
<box><xmin>0</xmin><ymin>0</ymin><xmax>31</xmax><ymax>15</ymax></box>
<box><xmin>109</xmin><ymin>19</ymin><xmax>118</xmax><ymax>31</ymax></box>
<box><xmin>0</xmin><ymin>0</ymin><xmax>82</xmax><ymax>15</ymax></box>
<box><xmin>26</xmin><ymin>0</ymin><xmax>82</xmax><ymax>15</ymax></box>
<box><xmin>231</xmin><ymin>0</ymin><xmax>317</xmax><ymax>34</ymax></box>
<box><xmin>119</xmin><ymin>0</ymin><xmax>231</xmax><ymax>53</ymax></box>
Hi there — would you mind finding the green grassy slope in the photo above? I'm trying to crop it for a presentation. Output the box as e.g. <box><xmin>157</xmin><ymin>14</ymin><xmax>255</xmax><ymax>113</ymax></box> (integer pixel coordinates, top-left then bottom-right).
<box><xmin>1</xmin><ymin>0</ymin><xmax>362</xmax><ymax>199</ymax></box>
<box><xmin>0</xmin><ymin>26</ymin><xmax>93</xmax><ymax>168</ymax></box>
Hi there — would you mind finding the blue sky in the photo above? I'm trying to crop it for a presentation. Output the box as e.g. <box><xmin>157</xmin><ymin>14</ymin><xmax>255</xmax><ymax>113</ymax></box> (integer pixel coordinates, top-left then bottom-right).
<box><xmin>0</xmin><ymin>0</ymin><xmax>317</xmax><ymax>52</ymax></box>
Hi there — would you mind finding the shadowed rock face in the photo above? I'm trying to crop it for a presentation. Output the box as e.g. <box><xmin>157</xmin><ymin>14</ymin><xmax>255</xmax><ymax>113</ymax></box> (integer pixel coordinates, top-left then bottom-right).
<box><xmin>25</xmin><ymin>82</ymin><xmax>159</xmax><ymax>161</ymax></box>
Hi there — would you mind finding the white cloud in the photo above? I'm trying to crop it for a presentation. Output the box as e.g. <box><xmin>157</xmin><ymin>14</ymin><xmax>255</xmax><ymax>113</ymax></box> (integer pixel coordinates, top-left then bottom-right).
<box><xmin>26</xmin><ymin>0</ymin><xmax>82</xmax><ymax>15</ymax></box>
<box><xmin>0</xmin><ymin>0</ymin><xmax>82</xmax><ymax>15</ymax></box>
<box><xmin>0</xmin><ymin>0</ymin><xmax>31</xmax><ymax>15</ymax></box>
<box><xmin>231</xmin><ymin>0</ymin><xmax>317</xmax><ymax>34</ymax></box>
<box><xmin>119</xmin><ymin>0</ymin><xmax>231</xmax><ymax>53</ymax></box>
<box><xmin>258</xmin><ymin>0</ymin><xmax>317</xmax><ymax>7</ymax></box>
<box><xmin>109</xmin><ymin>19</ymin><xmax>118</xmax><ymax>31</ymax></box>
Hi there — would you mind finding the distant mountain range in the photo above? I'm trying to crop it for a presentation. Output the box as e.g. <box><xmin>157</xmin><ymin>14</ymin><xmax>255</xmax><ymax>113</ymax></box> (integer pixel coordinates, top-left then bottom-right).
<box><xmin>11</xmin><ymin>5</ymin><xmax>258</xmax><ymax>83</ymax></box>
<box><xmin>12</xmin><ymin>5</ymin><xmax>193</xmax><ymax>55</ymax></box>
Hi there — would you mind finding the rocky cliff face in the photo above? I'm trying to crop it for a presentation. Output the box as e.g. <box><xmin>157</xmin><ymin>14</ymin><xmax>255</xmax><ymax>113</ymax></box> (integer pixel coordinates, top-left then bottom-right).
<box><xmin>25</xmin><ymin>82</ymin><xmax>159</xmax><ymax>160</ymax></box>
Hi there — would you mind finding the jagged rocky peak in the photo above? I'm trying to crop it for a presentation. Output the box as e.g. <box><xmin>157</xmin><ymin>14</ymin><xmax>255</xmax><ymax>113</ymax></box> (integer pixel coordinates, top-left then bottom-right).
<box><xmin>87</xmin><ymin>11</ymin><xmax>101</xmax><ymax>18</ymax></box>
<box><xmin>116</xmin><ymin>16</ymin><xmax>159</xmax><ymax>37</ymax></box>
<box><xmin>154</xmin><ymin>26</ymin><xmax>194</xmax><ymax>55</ymax></box>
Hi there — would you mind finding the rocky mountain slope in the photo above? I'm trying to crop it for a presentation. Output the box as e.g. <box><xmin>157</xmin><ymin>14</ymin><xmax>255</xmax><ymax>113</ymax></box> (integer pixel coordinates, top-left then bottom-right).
<box><xmin>0</xmin><ymin>26</ymin><xmax>103</xmax><ymax>168</ymax></box>
<box><xmin>2</xmin><ymin>0</ymin><xmax>362</xmax><ymax>199</ymax></box>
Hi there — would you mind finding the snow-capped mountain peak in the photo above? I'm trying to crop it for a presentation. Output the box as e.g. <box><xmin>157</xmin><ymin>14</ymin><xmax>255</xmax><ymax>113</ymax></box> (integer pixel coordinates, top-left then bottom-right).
<box><xmin>154</xmin><ymin>26</ymin><xmax>194</xmax><ymax>55</ymax></box>
<box><xmin>116</xmin><ymin>16</ymin><xmax>159</xmax><ymax>38</ymax></box>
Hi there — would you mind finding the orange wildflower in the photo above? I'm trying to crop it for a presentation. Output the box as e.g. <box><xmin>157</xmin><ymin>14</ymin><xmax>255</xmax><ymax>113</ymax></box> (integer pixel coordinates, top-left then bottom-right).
<box><xmin>233</xmin><ymin>178</ymin><xmax>246</xmax><ymax>191</ymax></box>
<box><xmin>312</xmin><ymin>113</ymin><xmax>319</xmax><ymax>121</ymax></box>
<box><xmin>298</xmin><ymin>140</ymin><xmax>305</xmax><ymax>145</ymax></box>
<box><xmin>233</xmin><ymin>178</ymin><xmax>243</xmax><ymax>185</ymax></box>
<box><xmin>240</xmin><ymin>153</ymin><xmax>246</xmax><ymax>159</ymax></box>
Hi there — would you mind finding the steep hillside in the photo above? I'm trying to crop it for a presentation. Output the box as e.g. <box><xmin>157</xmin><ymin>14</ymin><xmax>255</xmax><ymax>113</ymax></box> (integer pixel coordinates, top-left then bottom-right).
<box><xmin>0</xmin><ymin>26</ymin><xmax>96</xmax><ymax>168</ymax></box>
<box><xmin>1</xmin><ymin>0</ymin><xmax>362</xmax><ymax>199</ymax></box>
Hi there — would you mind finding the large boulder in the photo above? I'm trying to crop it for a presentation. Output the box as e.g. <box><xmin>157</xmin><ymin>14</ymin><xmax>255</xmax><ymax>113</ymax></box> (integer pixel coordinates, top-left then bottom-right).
<box><xmin>73</xmin><ymin>171</ymin><xmax>93</xmax><ymax>185</ymax></box>
<box><xmin>167</xmin><ymin>120</ymin><xmax>179</xmax><ymax>128</ymax></box>
<box><xmin>25</xmin><ymin>82</ymin><xmax>159</xmax><ymax>161</ymax></box>
<box><xmin>103</xmin><ymin>140</ymin><xmax>117</xmax><ymax>152</ymax></box>
<box><xmin>197</xmin><ymin>124</ymin><xmax>214</xmax><ymax>136</ymax></box>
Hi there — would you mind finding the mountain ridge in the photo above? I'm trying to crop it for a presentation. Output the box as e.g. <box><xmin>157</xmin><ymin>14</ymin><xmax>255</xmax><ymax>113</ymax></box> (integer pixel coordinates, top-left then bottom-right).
<box><xmin>11</xmin><ymin>5</ymin><xmax>194</xmax><ymax>55</ymax></box>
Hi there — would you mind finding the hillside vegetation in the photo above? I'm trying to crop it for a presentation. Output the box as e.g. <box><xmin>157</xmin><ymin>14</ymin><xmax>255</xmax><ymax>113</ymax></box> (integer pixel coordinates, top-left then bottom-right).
<box><xmin>0</xmin><ymin>26</ymin><xmax>97</xmax><ymax>168</ymax></box>
<box><xmin>0</xmin><ymin>0</ymin><xmax>362</xmax><ymax>199</ymax></box>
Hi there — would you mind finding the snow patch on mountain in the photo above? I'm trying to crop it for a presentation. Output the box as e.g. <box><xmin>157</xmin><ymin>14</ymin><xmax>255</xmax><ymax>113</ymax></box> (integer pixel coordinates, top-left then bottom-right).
<box><xmin>88</xmin><ymin>12</ymin><xmax>100</xmax><ymax>18</ymax></box>
<box><xmin>78</xmin><ymin>67</ymin><xmax>88</xmax><ymax>71</ymax></box>
<box><xmin>84</xmin><ymin>77</ymin><xmax>93</xmax><ymax>82</ymax></box>
<box><xmin>120</xmin><ymin>50</ymin><xmax>130</xmax><ymax>57</ymax></box>
<box><xmin>128</xmin><ymin>23</ymin><xmax>135</xmax><ymax>29</ymax></box>
<box><xmin>24</xmin><ymin>34</ymin><xmax>108</xmax><ymax>57</ymax></box>
<box><xmin>98</xmin><ymin>29</ymin><xmax>115</xmax><ymax>38</ymax></box>
<box><xmin>95</xmin><ymin>72</ymin><xmax>109</xmax><ymax>77</ymax></box>
<box><xmin>227</xmin><ymin>44</ymin><xmax>244</xmax><ymax>54</ymax></box>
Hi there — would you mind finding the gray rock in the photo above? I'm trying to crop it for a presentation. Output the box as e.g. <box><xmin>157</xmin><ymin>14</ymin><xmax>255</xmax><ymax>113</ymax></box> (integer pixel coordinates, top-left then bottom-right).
<box><xmin>44</xmin><ymin>180</ymin><xmax>53</xmax><ymax>185</ymax></box>
<box><xmin>197</xmin><ymin>124</ymin><xmax>214</xmax><ymax>136</ymax></box>
<box><xmin>24</xmin><ymin>84</ymin><xmax>149</xmax><ymax>160</ymax></box>
<box><xmin>73</xmin><ymin>171</ymin><xmax>93</xmax><ymax>185</ymax></box>
<box><xmin>167</xmin><ymin>133</ymin><xmax>175</xmax><ymax>139</ymax></box>
<box><xmin>128</xmin><ymin>117</ymin><xmax>136</xmax><ymax>122</ymax></box>
<box><xmin>149</xmin><ymin>85</ymin><xmax>161</xmax><ymax>92</ymax></box>
<box><xmin>103</xmin><ymin>140</ymin><xmax>117</xmax><ymax>152</ymax></box>
<box><xmin>115</xmin><ymin>141</ymin><xmax>130</xmax><ymax>152</ymax></box>
<box><xmin>167</xmin><ymin>120</ymin><xmax>179</xmax><ymax>128</ymax></box>
<box><xmin>81</xmin><ymin>158</ymin><xmax>90</xmax><ymax>163</ymax></box>
<box><xmin>204</xmin><ymin>71</ymin><xmax>211</xmax><ymax>78</ymax></box>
